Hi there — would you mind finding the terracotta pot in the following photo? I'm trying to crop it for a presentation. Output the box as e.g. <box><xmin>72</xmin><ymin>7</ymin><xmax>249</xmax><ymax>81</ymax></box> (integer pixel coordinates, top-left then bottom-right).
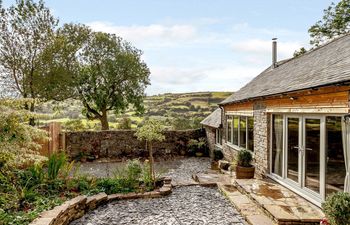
<box><xmin>236</xmin><ymin>165</ymin><xmax>255</xmax><ymax>179</ymax></box>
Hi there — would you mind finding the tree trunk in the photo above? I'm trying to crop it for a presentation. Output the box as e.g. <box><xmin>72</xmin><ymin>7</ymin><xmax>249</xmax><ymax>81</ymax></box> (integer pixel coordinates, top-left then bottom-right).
<box><xmin>29</xmin><ymin>101</ymin><xmax>35</xmax><ymax>126</ymax></box>
<box><xmin>100</xmin><ymin>110</ymin><xmax>109</xmax><ymax>130</ymax></box>
<box><xmin>149</xmin><ymin>141</ymin><xmax>155</xmax><ymax>186</ymax></box>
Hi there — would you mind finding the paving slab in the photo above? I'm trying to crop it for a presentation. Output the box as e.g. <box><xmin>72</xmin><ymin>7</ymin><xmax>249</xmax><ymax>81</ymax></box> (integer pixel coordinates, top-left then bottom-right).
<box><xmin>194</xmin><ymin>171</ymin><xmax>234</xmax><ymax>186</ymax></box>
<box><xmin>235</xmin><ymin>179</ymin><xmax>324</xmax><ymax>225</ymax></box>
<box><xmin>218</xmin><ymin>183</ymin><xmax>277</xmax><ymax>225</ymax></box>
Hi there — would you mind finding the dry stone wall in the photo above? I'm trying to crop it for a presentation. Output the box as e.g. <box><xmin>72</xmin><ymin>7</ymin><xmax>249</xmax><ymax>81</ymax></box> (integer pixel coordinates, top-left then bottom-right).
<box><xmin>65</xmin><ymin>129</ymin><xmax>205</xmax><ymax>159</ymax></box>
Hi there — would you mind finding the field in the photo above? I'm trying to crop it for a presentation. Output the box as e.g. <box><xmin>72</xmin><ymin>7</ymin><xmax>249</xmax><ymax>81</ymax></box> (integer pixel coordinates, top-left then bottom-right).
<box><xmin>36</xmin><ymin>92</ymin><xmax>232</xmax><ymax>130</ymax></box>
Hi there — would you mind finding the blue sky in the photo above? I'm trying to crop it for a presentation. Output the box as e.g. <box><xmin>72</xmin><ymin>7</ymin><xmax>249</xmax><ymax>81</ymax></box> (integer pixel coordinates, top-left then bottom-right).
<box><xmin>3</xmin><ymin>0</ymin><xmax>339</xmax><ymax>95</ymax></box>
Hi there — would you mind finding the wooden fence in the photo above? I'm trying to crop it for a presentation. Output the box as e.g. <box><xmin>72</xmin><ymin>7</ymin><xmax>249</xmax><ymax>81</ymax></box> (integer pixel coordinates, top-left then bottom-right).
<box><xmin>38</xmin><ymin>122</ymin><xmax>64</xmax><ymax>157</ymax></box>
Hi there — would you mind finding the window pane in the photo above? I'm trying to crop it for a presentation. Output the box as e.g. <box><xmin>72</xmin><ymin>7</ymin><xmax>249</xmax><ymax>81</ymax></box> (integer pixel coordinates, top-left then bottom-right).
<box><xmin>287</xmin><ymin>117</ymin><xmax>299</xmax><ymax>182</ymax></box>
<box><xmin>227</xmin><ymin>116</ymin><xmax>232</xmax><ymax>143</ymax></box>
<box><xmin>233</xmin><ymin>116</ymin><xmax>239</xmax><ymax>145</ymax></box>
<box><xmin>272</xmin><ymin>114</ymin><xmax>283</xmax><ymax>176</ymax></box>
<box><xmin>248</xmin><ymin>117</ymin><xmax>254</xmax><ymax>151</ymax></box>
<box><xmin>326</xmin><ymin>116</ymin><xmax>346</xmax><ymax>195</ymax></box>
<box><xmin>240</xmin><ymin>116</ymin><xmax>247</xmax><ymax>148</ymax></box>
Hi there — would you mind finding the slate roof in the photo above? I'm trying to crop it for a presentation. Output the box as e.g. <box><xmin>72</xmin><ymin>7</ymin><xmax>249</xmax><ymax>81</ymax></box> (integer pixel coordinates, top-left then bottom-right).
<box><xmin>221</xmin><ymin>33</ymin><xmax>350</xmax><ymax>105</ymax></box>
<box><xmin>200</xmin><ymin>108</ymin><xmax>221</xmax><ymax>128</ymax></box>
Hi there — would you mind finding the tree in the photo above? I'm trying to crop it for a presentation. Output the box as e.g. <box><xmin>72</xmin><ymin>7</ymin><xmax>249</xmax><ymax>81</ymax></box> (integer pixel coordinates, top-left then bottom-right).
<box><xmin>135</xmin><ymin>119</ymin><xmax>165</xmax><ymax>185</ymax></box>
<box><xmin>0</xmin><ymin>0</ymin><xmax>58</xmax><ymax>125</ymax></box>
<box><xmin>309</xmin><ymin>0</ymin><xmax>350</xmax><ymax>47</ymax></box>
<box><xmin>293</xmin><ymin>47</ymin><xmax>307</xmax><ymax>58</ymax></box>
<box><xmin>76</xmin><ymin>31</ymin><xmax>150</xmax><ymax>130</ymax></box>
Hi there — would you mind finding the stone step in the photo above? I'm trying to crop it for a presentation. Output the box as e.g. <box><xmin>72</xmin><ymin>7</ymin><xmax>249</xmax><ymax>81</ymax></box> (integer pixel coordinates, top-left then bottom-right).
<box><xmin>218</xmin><ymin>183</ymin><xmax>277</xmax><ymax>225</ymax></box>
<box><xmin>234</xmin><ymin>179</ymin><xmax>323</xmax><ymax>225</ymax></box>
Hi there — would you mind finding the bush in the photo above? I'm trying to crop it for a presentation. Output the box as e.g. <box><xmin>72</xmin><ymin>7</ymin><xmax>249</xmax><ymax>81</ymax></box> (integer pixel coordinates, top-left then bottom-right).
<box><xmin>117</xmin><ymin>117</ymin><xmax>132</xmax><ymax>129</ymax></box>
<box><xmin>214</xmin><ymin>149</ymin><xmax>224</xmax><ymax>160</ymax></box>
<box><xmin>47</xmin><ymin>152</ymin><xmax>67</xmax><ymax>181</ymax></box>
<box><xmin>63</xmin><ymin>119</ymin><xmax>86</xmax><ymax>132</ymax></box>
<box><xmin>322</xmin><ymin>192</ymin><xmax>350</xmax><ymax>225</ymax></box>
<box><xmin>237</xmin><ymin>150</ymin><xmax>252</xmax><ymax>167</ymax></box>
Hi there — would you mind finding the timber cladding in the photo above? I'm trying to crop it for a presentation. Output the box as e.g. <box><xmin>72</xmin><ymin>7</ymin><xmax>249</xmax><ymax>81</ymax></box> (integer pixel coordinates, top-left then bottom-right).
<box><xmin>64</xmin><ymin>129</ymin><xmax>205</xmax><ymax>159</ymax></box>
<box><xmin>224</xmin><ymin>86</ymin><xmax>350</xmax><ymax>112</ymax></box>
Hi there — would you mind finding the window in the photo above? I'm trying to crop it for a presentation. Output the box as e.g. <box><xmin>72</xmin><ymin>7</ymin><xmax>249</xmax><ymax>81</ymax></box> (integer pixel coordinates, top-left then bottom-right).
<box><xmin>240</xmin><ymin>116</ymin><xmax>247</xmax><ymax>148</ymax></box>
<box><xmin>325</xmin><ymin>116</ymin><xmax>345</xmax><ymax>195</ymax></box>
<box><xmin>226</xmin><ymin>116</ymin><xmax>232</xmax><ymax>143</ymax></box>
<box><xmin>233</xmin><ymin>116</ymin><xmax>239</xmax><ymax>145</ymax></box>
<box><xmin>248</xmin><ymin>117</ymin><xmax>254</xmax><ymax>151</ymax></box>
<box><xmin>226</xmin><ymin>115</ymin><xmax>254</xmax><ymax>151</ymax></box>
<box><xmin>215</xmin><ymin>129</ymin><xmax>222</xmax><ymax>145</ymax></box>
<box><xmin>271</xmin><ymin>114</ymin><xmax>283</xmax><ymax>176</ymax></box>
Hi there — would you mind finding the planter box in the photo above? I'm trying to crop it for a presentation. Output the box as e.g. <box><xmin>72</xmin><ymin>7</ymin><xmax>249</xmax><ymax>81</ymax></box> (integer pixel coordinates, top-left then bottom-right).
<box><xmin>236</xmin><ymin>166</ymin><xmax>255</xmax><ymax>179</ymax></box>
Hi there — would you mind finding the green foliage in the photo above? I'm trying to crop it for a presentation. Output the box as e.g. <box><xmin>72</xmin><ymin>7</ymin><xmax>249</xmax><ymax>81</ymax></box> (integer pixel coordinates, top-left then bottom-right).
<box><xmin>47</xmin><ymin>153</ymin><xmax>67</xmax><ymax>181</ymax></box>
<box><xmin>0</xmin><ymin>0</ymin><xmax>59</xmax><ymax>113</ymax></box>
<box><xmin>63</xmin><ymin>119</ymin><xmax>86</xmax><ymax>132</ymax></box>
<box><xmin>56</xmin><ymin>25</ymin><xmax>151</xmax><ymax>130</ymax></box>
<box><xmin>135</xmin><ymin>119</ymin><xmax>165</xmax><ymax>143</ymax></box>
<box><xmin>0</xmin><ymin>99</ymin><xmax>48</xmax><ymax>167</ymax></box>
<box><xmin>214</xmin><ymin>149</ymin><xmax>224</xmax><ymax>160</ymax></box>
<box><xmin>237</xmin><ymin>150</ymin><xmax>253</xmax><ymax>167</ymax></box>
<box><xmin>0</xmin><ymin>155</ymin><xmax>156</xmax><ymax>224</ymax></box>
<box><xmin>118</xmin><ymin>117</ymin><xmax>132</xmax><ymax>129</ymax></box>
<box><xmin>293</xmin><ymin>47</ymin><xmax>307</xmax><ymax>57</ymax></box>
<box><xmin>322</xmin><ymin>192</ymin><xmax>350</xmax><ymax>225</ymax></box>
<box><xmin>187</xmin><ymin>138</ymin><xmax>209</xmax><ymax>156</ymax></box>
<box><xmin>171</xmin><ymin>116</ymin><xmax>203</xmax><ymax>130</ymax></box>
<box><xmin>309</xmin><ymin>0</ymin><xmax>350</xmax><ymax>47</ymax></box>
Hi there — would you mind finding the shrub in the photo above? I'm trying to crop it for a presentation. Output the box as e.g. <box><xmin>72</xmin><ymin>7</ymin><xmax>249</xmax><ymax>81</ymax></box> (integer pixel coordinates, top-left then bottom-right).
<box><xmin>63</xmin><ymin>119</ymin><xmax>85</xmax><ymax>132</ymax></box>
<box><xmin>0</xmin><ymin>99</ymin><xmax>48</xmax><ymax>167</ymax></box>
<box><xmin>322</xmin><ymin>192</ymin><xmax>350</xmax><ymax>225</ymax></box>
<box><xmin>214</xmin><ymin>149</ymin><xmax>224</xmax><ymax>160</ymax></box>
<box><xmin>237</xmin><ymin>150</ymin><xmax>253</xmax><ymax>167</ymax></box>
<box><xmin>118</xmin><ymin>117</ymin><xmax>132</xmax><ymax>129</ymax></box>
<box><xmin>47</xmin><ymin>152</ymin><xmax>67</xmax><ymax>180</ymax></box>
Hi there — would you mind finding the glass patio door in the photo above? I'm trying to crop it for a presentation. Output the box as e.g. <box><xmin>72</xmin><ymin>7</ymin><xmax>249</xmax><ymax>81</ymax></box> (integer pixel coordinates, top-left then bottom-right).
<box><xmin>303</xmin><ymin>117</ymin><xmax>321</xmax><ymax>195</ymax></box>
<box><xmin>285</xmin><ymin>115</ymin><xmax>323</xmax><ymax>197</ymax></box>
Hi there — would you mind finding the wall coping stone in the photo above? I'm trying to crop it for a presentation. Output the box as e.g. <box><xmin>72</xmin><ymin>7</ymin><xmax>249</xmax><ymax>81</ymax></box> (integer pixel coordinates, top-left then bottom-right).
<box><xmin>29</xmin><ymin>177</ymin><xmax>172</xmax><ymax>225</ymax></box>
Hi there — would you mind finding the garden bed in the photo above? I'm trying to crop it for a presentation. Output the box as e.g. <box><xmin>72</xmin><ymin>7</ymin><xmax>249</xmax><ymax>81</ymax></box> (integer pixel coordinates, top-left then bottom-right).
<box><xmin>29</xmin><ymin>177</ymin><xmax>172</xmax><ymax>225</ymax></box>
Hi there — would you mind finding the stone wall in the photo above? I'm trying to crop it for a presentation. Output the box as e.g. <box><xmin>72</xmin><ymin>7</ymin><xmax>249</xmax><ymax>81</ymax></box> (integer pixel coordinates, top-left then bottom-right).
<box><xmin>65</xmin><ymin>129</ymin><xmax>205</xmax><ymax>159</ymax></box>
<box><xmin>203</xmin><ymin>126</ymin><xmax>216</xmax><ymax>158</ymax></box>
<box><xmin>253</xmin><ymin>101</ymin><xmax>270</xmax><ymax>178</ymax></box>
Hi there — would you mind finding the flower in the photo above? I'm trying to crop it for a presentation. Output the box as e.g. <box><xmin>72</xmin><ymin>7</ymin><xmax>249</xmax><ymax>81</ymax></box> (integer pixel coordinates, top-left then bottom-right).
<box><xmin>320</xmin><ymin>218</ymin><xmax>329</xmax><ymax>225</ymax></box>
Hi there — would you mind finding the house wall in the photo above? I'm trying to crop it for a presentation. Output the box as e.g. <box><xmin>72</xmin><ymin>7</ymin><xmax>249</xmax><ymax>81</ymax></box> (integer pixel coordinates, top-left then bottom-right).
<box><xmin>253</xmin><ymin>101</ymin><xmax>270</xmax><ymax>178</ymax></box>
<box><xmin>222</xmin><ymin>85</ymin><xmax>350</xmax><ymax>178</ymax></box>
<box><xmin>203</xmin><ymin>126</ymin><xmax>216</xmax><ymax>159</ymax></box>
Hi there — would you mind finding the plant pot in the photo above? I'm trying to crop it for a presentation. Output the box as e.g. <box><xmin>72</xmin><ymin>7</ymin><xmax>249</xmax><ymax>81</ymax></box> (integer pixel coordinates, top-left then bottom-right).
<box><xmin>195</xmin><ymin>152</ymin><xmax>203</xmax><ymax>157</ymax></box>
<box><xmin>236</xmin><ymin>165</ymin><xmax>255</xmax><ymax>179</ymax></box>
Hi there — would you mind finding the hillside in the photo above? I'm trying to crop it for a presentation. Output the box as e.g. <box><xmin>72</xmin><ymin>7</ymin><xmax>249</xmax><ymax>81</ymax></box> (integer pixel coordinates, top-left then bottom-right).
<box><xmin>36</xmin><ymin>91</ymin><xmax>232</xmax><ymax>130</ymax></box>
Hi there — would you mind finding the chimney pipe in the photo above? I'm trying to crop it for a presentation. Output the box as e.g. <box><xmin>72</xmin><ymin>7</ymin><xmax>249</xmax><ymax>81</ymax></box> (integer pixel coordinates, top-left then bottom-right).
<box><xmin>272</xmin><ymin>38</ymin><xmax>277</xmax><ymax>69</ymax></box>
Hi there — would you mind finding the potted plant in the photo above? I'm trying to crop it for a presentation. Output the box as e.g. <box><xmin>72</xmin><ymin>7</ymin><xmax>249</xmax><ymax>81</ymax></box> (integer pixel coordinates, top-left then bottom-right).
<box><xmin>236</xmin><ymin>150</ymin><xmax>255</xmax><ymax>179</ymax></box>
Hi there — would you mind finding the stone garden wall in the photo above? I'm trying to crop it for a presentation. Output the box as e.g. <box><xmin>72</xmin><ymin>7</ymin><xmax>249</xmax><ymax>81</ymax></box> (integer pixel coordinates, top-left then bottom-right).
<box><xmin>64</xmin><ymin>129</ymin><xmax>205</xmax><ymax>159</ymax></box>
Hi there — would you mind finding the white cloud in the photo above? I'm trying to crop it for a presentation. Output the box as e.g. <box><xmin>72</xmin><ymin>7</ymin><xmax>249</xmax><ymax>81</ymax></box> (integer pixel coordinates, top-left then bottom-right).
<box><xmin>86</xmin><ymin>20</ymin><xmax>308</xmax><ymax>95</ymax></box>
<box><xmin>231</xmin><ymin>39</ymin><xmax>303</xmax><ymax>59</ymax></box>
<box><xmin>87</xmin><ymin>21</ymin><xmax>197</xmax><ymax>44</ymax></box>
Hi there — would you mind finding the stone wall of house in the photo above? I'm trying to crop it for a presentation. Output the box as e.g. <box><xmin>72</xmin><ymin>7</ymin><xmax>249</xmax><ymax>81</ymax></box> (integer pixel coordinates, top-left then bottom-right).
<box><xmin>253</xmin><ymin>101</ymin><xmax>270</xmax><ymax>178</ymax></box>
<box><xmin>65</xmin><ymin>129</ymin><xmax>205</xmax><ymax>159</ymax></box>
<box><xmin>204</xmin><ymin>126</ymin><xmax>216</xmax><ymax>158</ymax></box>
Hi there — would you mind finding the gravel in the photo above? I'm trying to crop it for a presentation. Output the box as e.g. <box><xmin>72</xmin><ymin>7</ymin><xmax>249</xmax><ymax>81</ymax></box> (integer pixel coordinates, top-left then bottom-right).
<box><xmin>71</xmin><ymin>186</ymin><xmax>245</xmax><ymax>225</ymax></box>
<box><xmin>70</xmin><ymin>157</ymin><xmax>245</xmax><ymax>225</ymax></box>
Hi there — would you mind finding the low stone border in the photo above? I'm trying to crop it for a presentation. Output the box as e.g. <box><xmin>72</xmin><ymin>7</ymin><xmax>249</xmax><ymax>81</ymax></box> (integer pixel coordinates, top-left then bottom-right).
<box><xmin>29</xmin><ymin>177</ymin><xmax>172</xmax><ymax>225</ymax></box>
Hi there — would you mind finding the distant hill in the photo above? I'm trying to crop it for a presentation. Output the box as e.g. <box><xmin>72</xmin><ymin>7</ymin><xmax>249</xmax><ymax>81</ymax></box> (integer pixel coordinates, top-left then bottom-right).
<box><xmin>36</xmin><ymin>91</ymin><xmax>233</xmax><ymax>130</ymax></box>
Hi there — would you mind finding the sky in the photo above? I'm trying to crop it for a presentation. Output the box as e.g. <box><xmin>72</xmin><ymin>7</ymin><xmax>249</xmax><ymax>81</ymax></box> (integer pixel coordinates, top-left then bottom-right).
<box><xmin>3</xmin><ymin>0</ymin><xmax>339</xmax><ymax>95</ymax></box>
